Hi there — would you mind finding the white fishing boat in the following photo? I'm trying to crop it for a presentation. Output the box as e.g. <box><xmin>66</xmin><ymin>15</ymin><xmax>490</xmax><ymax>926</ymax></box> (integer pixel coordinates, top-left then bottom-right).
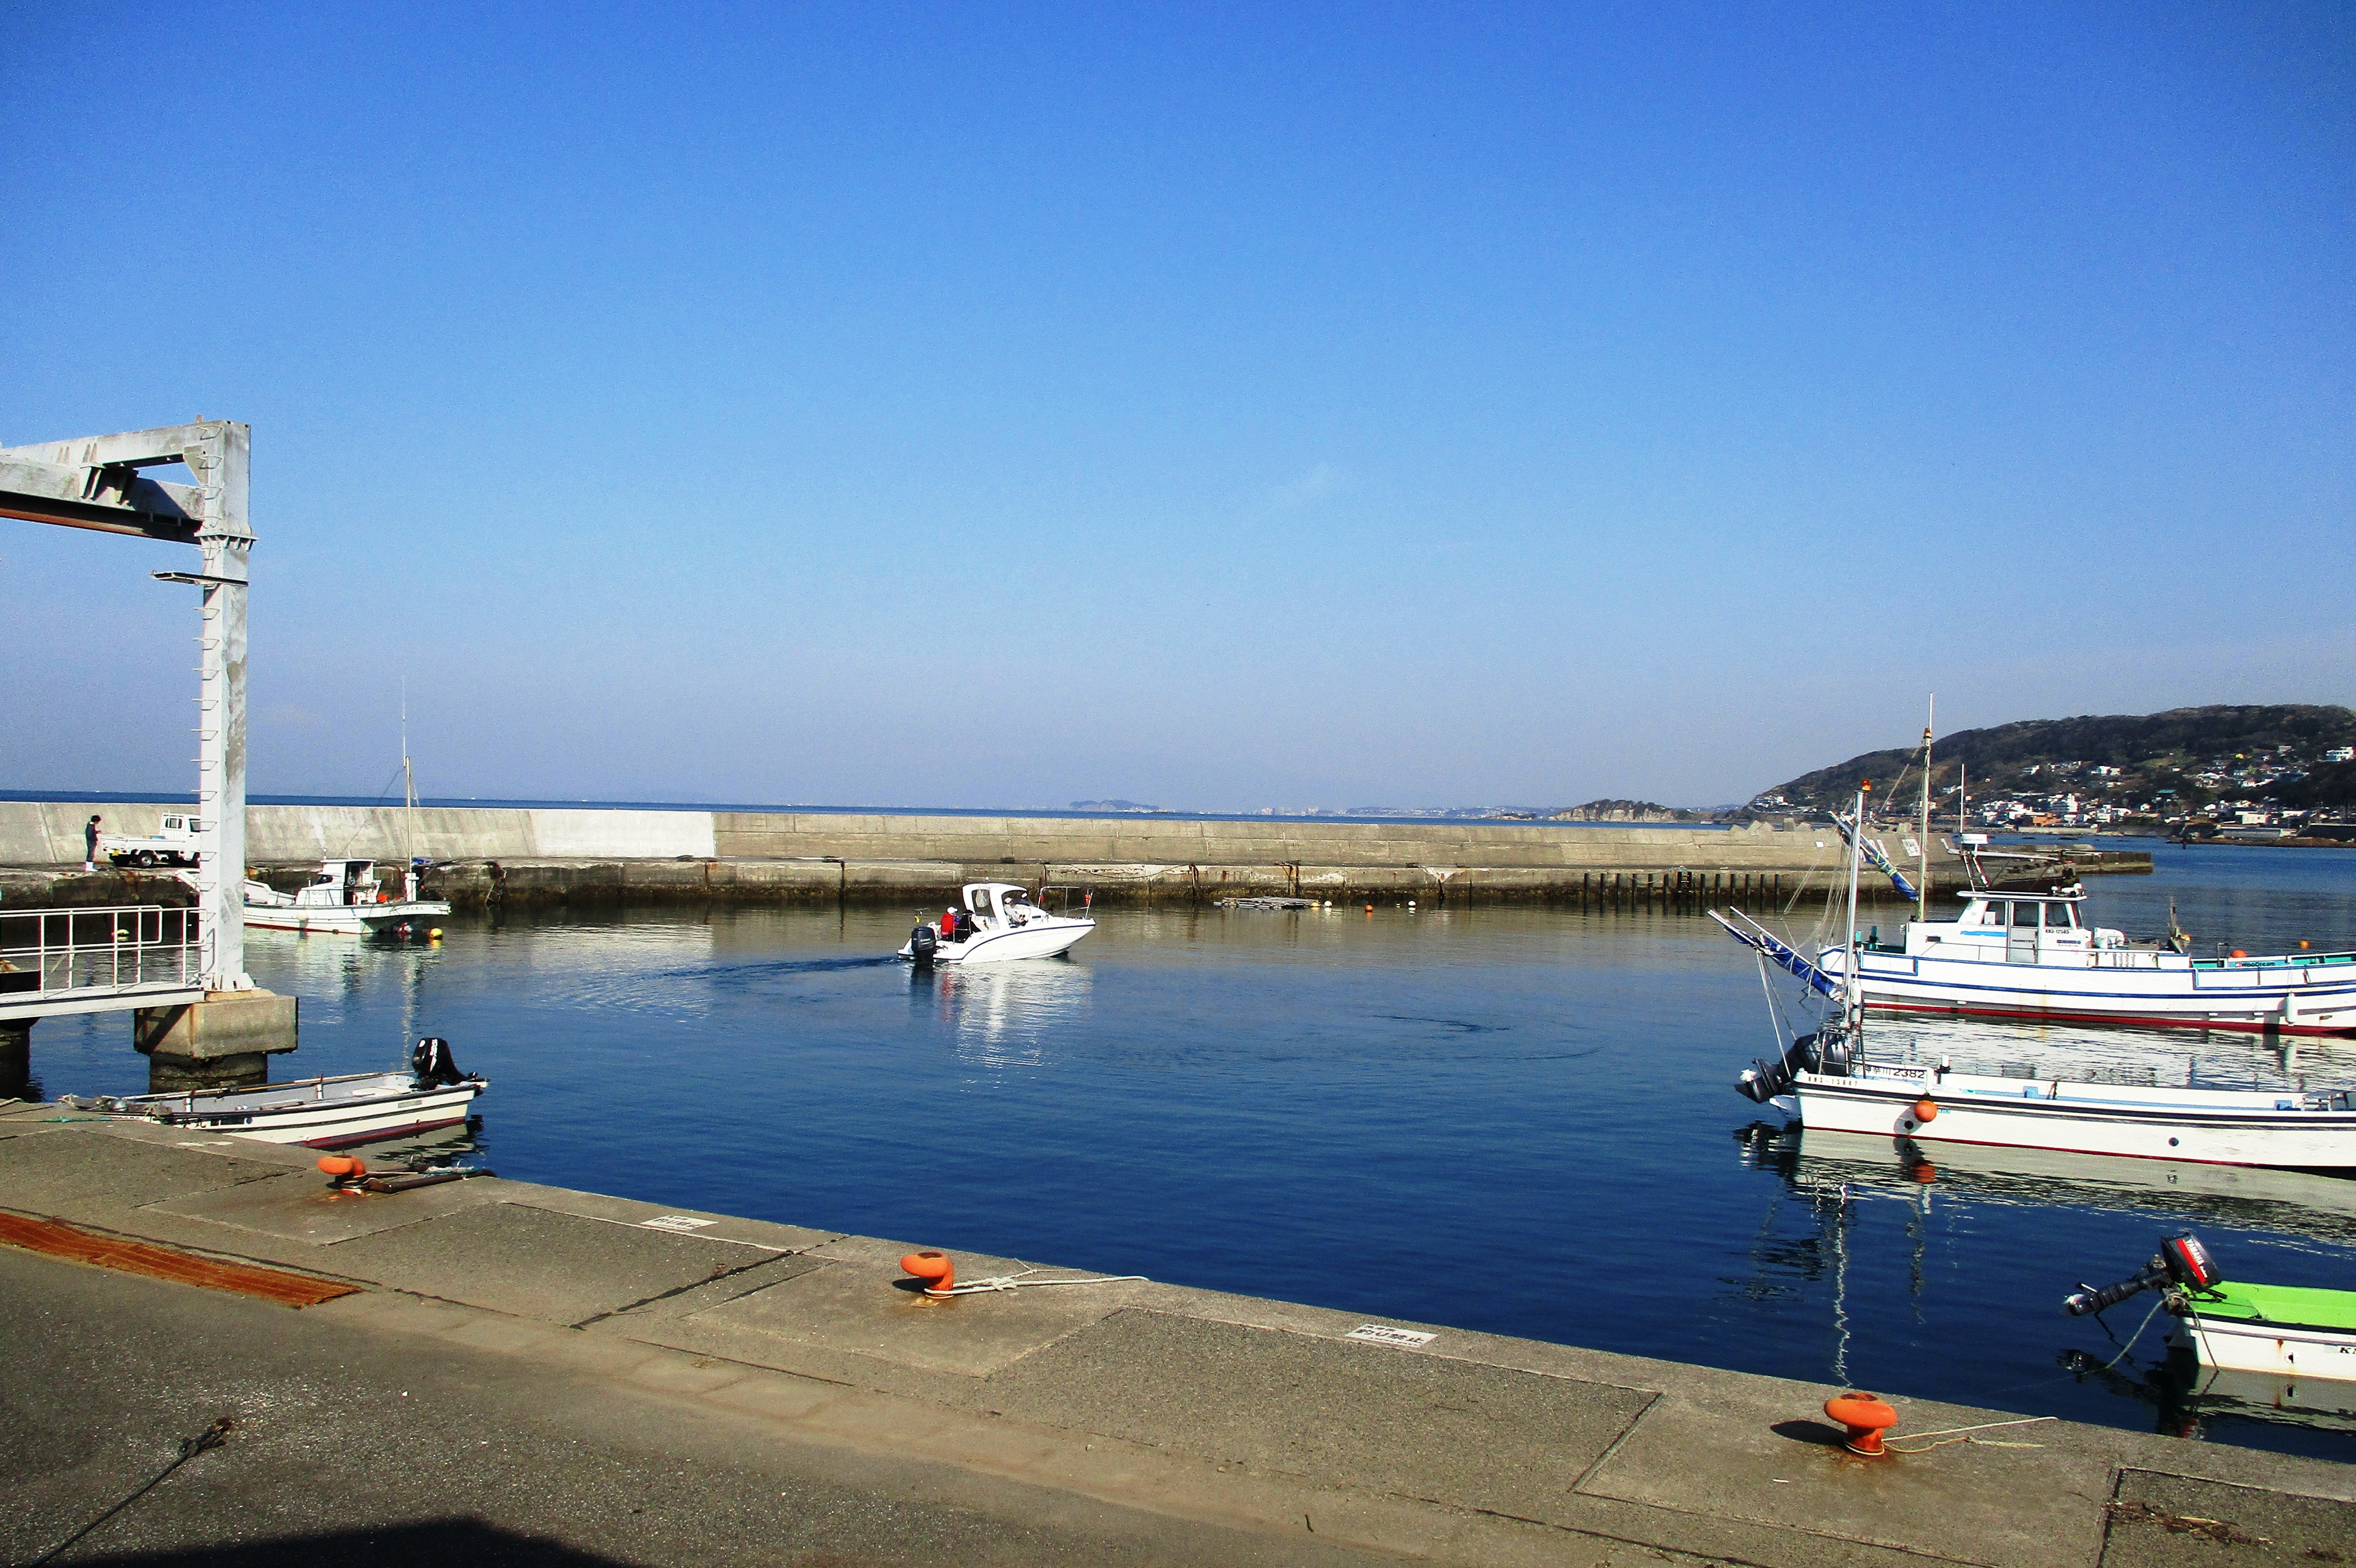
<box><xmin>245</xmin><ymin>859</ymin><xmax>451</xmax><ymax>935</ymax></box>
<box><xmin>1823</xmin><ymin>882</ymin><xmax>2356</xmax><ymax>1037</ymax></box>
<box><xmin>64</xmin><ymin>1038</ymin><xmax>484</xmax><ymax>1148</ymax></box>
<box><xmin>898</xmin><ymin>883</ymin><xmax>1094</xmax><ymax>965</ymax></box>
<box><xmin>1716</xmin><ymin>787</ymin><xmax>2356</xmax><ymax>1171</ymax></box>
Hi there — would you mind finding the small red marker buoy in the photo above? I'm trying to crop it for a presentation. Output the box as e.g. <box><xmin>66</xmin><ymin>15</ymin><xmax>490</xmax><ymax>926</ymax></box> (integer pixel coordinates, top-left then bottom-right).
<box><xmin>1912</xmin><ymin>1097</ymin><xmax>1938</xmax><ymax>1123</ymax></box>
<box><xmin>1824</xmin><ymin>1391</ymin><xmax>1899</xmax><ymax>1455</ymax></box>
<box><xmin>901</xmin><ymin>1251</ymin><xmax>955</xmax><ymax>1295</ymax></box>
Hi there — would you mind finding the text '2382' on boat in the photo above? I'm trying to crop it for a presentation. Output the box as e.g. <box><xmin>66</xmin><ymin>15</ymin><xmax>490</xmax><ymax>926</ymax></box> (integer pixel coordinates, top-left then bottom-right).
<box><xmin>898</xmin><ymin>883</ymin><xmax>1095</xmax><ymax>965</ymax></box>
<box><xmin>1712</xmin><ymin>786</ymin><xmax>2356</xmax><ymax>1170</ymax></box>
<box><xmin>63</xmin><ymin>1036</ymin><xmax>484</xmax><ymax>1148</ymax></box>
<box><xmin>244</xmin><ymin>859</ymin><xmax>452</xmax><ymax>936</ymax></box>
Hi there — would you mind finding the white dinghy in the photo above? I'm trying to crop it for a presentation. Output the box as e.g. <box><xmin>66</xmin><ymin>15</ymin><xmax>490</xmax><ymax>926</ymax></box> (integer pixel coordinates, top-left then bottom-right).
<box><xmin>899</xmin><ymin>883</ymin><xmax>1094</xmax><ymax>965</ymax></box>
<box><xmin>66</xmin><ymin>1037</ymin><xmax>485</xmax><ymax>1149</ymax></box>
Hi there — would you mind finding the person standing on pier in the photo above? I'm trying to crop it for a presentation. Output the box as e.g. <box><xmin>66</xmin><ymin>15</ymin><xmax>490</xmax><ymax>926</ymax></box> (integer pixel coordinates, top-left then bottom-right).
<box><xmin>84</xmin><ymin>814</ymin><xmax>101</xmax><ymax>871</ymax></box>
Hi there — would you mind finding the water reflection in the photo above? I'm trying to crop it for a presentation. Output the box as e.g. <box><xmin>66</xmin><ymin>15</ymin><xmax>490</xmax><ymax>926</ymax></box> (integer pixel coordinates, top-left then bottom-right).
<box><xmin>912</xmin><ymin>957</ymin><xmax>1094</xmax><ymax>1068</ymax></box>
<box><xmin>1740</xmin><ymin>1121</ymin><xmax>2356</xmax><ymax>1245</ymax></box>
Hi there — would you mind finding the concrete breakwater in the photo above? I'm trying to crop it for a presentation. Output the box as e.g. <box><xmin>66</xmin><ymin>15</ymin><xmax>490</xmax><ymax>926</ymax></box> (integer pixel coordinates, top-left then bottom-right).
<box><xmin>2</xmin><ymin>799</ymin><xmax>2147</xmax><ymax>909</ymax></box>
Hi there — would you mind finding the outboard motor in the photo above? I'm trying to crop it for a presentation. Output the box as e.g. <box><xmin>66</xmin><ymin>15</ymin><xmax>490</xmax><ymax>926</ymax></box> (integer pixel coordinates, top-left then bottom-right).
<box><xmin>909</xmin><ymin>923</ymin><xmax>938</xmax><ymax>969</ymax></box>
<box><xmin>2065</xmin><ymin>1233</ymin><xmax>2221</xmax><ymax>1317</ymax></box>
<box><xmin>412</xmin><ymin>1036</ymin><xmax>465</xmax><ymax>1086</ymax></box>
<box><xmin>1736</xmin><ymin>1033</ymin><xmax>1817</xmax><ymax>1104</ymax></box>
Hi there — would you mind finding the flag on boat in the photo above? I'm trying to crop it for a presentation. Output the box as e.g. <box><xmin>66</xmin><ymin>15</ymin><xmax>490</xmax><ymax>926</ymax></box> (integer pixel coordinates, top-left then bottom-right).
<box><xmin>1707</xmin><ymin>909</ymin><xmax>1841</xmax><ymax>999</ymax></box>
<box><xmin>1833</xmin><ymin>815</ymin><xmax>1920</xmax><ymax>901</ymax></box>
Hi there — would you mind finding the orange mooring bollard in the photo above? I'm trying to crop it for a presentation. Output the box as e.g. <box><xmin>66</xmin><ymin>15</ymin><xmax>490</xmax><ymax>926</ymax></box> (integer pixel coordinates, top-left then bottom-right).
<box><xmin>901</xmin><ymin>1251</ymin><xmax>955</xmax><ymax>1295</ymax></box>
<box><xmin>316</xmin><ymin>1154</ymin><xmax>369</xmax><ymax>1182</ymax></box>
<box><xmin>1824</xmin><ymin>1391</ymin><xmax>1899</xmax><ymax>1455</ymax></box>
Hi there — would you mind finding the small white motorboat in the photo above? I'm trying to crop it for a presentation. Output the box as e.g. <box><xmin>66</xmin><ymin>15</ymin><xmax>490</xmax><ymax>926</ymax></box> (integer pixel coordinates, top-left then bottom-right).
<box><xmin>65</xmin><ymin>1037</ymin><xmax>484</xmax><ymax>1149</ymax></box>
<box><xmin>898</xmin><ymin>882</ymin><xmax>1094</xmax><ymax>965</ymax></box>
<box><xmin>245</xmin><ymin>859</ymin><xmax>452</xmax><ymax>936</ymax></box>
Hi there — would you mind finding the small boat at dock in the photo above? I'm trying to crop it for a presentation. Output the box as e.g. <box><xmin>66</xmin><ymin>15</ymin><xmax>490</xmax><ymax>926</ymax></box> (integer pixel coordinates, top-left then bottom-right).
<box><xmin>64</xmin><ymin>1037</ymin><xmax>485</xmax><ymax>1148</ymax></box>
<box><xmin>2069</xmin><ymin>1233</ymin><xmax>2356</xmax><ymax>1381</ymax></box>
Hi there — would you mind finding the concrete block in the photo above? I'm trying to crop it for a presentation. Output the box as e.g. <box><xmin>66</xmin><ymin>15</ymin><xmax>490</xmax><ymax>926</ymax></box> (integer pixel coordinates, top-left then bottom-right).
<box><xmin>135</xmin><ymin>988</ymin><xmax>298</xmax><ymax>1063</ymax></box>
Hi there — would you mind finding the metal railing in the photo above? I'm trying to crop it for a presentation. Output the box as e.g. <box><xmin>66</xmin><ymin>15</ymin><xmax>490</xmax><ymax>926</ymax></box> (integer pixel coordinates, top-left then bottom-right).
<box><xmin>0</xmin><ymin>904</ymin><xmax>203</xmax><ymax>1004</ymax></box>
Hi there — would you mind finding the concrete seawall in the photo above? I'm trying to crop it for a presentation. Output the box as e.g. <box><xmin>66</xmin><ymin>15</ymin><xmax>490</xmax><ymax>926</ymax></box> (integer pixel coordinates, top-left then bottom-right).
<box><xmin>5</xmin><ymin>800</ymin><xmax>2146</xmax><ymax>908</ymax></box>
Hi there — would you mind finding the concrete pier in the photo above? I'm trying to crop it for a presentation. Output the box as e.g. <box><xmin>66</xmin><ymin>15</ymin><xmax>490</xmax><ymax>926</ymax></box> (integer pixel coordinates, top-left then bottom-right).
<box><xmin>4</xmin><ymin>798</ymin><xmax>2149</xmax><ymax>910</ymax></box>
<box><xmin>133</xmin><ymin>988</ymin><xmax>299</xmax><ymax>1090</ymax></box>
<box><xmin>3</xmin><ymin>1109</ymin><xmax>2348</xmax><ymax>1568</ymax></box>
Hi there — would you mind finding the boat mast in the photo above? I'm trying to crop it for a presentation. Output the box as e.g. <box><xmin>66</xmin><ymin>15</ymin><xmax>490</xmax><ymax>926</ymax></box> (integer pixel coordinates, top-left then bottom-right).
<box><xmin>400</xmin><ymin>676</ymin><xmax>416</xmax><ymax>900</ymax></box>
<box><xmin>1917</xmin><ymin>696</ymin><xmax>1933</xmax><ymax>924</ymax></box>
<box><xmin>1845</xmin><ymin>782</ymin><xmax>1868</xmax><ymax>1032</ymax></box>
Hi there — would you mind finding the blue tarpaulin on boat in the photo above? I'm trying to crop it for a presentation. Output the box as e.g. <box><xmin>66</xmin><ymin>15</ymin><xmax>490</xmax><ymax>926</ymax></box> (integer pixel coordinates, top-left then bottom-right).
<box><xmin>1707</xmin><ymin>910</ymin><xmax>1842</xmax><ymax>999</ymax></box>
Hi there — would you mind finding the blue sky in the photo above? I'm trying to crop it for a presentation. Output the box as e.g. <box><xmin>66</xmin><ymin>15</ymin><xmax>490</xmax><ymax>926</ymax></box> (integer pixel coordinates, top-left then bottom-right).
<box><xmin>5</xmin><ymin>3</ymin><xmax>2350</xmax><ymax>809</ymax></box>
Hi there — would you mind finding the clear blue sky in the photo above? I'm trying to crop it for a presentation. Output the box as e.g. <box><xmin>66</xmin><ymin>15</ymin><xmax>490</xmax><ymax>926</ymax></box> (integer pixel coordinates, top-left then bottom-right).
<box><xmin>6</xmin><ymin>3</ymin><xmax>2351</xmax><ymax>809</ymax></box>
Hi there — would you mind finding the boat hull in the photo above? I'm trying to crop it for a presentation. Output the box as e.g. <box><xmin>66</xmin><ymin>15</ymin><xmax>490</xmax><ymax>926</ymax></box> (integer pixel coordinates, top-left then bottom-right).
<box><xmin>1832</xmin><ymin>950</ymin><xmax>2356</xmax><ymax>1036</ymax></box>
<box><xmin>244</xmin><ymin>899</ymin><xmax>452</xmax><ymax>936</ymax></box>
<box><xmin>2174</xmin><ymin>1316</ymin><xmax>2356</xmax><ymax>1380</ymax></box>
<box><xmin>1794</xmin><ymin>1069</ymin><xmax>2356</xmax><ymax>1169</ymax></box>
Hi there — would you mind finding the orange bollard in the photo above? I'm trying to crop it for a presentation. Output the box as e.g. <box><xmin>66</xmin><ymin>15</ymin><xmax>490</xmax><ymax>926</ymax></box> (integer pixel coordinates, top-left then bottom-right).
<box><xmin>1823</xmin><ymin>1391</ymin><xmax>1899</xmax><ymax>1455</ymax></box>
<box><xmin>316</xmin><ymin>1154</ymin><xmax>368</xmax><ymax>1181</ymax></box>
<box><xmin>901</xmin><ymin>1251</ymin><xmax>955</xmax><ymax>1295</ymax></box>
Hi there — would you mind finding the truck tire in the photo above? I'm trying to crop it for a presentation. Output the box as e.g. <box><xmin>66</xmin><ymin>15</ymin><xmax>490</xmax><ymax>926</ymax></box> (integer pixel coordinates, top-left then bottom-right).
<box><xmin>133</xmin><ymin>850</ymin><xmax>158</xmax><ymax>868</ymax></box>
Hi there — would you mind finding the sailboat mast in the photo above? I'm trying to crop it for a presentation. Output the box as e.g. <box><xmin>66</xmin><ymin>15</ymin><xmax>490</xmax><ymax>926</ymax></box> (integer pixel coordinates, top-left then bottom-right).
<box><xmin>400</xmin><ymin>677</ymin><xmax>416</xmax><ymax>895</ymax></box>
<box><xmin>1917</xmin><ymin>695</ymin><xmax>1933</xmax><ymax>924</ymax></box>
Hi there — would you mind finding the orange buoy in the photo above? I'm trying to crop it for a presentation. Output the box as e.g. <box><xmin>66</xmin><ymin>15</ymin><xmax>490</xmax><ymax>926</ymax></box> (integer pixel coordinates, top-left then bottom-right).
<box><xmin>1912</xmin><ymin>1097</ymin><xmax>1938</xmax><ymax>1123</ymax></box>
<box><xmin>1823</xmin><ymin>1391</ymin><xmax>1899</xmax><ymax>1455</ymax></box>
<box><xmin>316</xmin><ymin>1154</ymin><xmax>367</xmax><ymax>1180</ymax></box>
<box><xmin>901</xmin><ymin>1251</ymin><xmax>955</xmax><ymax>1295</ymax></box>
<box><xmin>2230</xmin><ymin>949</ymin><xmax>2247</xmax><ymax>959</ymax></box>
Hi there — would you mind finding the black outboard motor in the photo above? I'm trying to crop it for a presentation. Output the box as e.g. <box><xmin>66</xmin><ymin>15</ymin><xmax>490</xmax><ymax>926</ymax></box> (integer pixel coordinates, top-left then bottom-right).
<box><xmin>412</xmin><ymin>1036</ymin><xmax>465</xmax><ymax>1086</ymax></box>
<box><xmin>1736</xmin><ymin>1033</ymin><xmax>1817</xmax><ymax>1104</ymax></box>
<box><xmin>2065</xmin><ymin>1233</ymin><xmax>2221</xmax><ymax>1317</ymax></box>
<box><xmin>909</xmin><ymin>923</ymin><xmax>938</xmax><ymax>969</ymax></box>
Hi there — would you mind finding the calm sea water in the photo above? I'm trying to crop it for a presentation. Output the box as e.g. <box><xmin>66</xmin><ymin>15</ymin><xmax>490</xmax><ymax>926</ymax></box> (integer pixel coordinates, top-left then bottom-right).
<box><xmin>27</xmin><ymin>839</ymin><xmax>2356</xmax><ymax>1458</ymax></box>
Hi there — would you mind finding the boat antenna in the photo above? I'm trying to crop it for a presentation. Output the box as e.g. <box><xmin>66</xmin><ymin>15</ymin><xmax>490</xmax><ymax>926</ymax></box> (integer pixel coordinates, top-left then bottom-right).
<box><xmin>1918</xmin><ymin>696</ymin><xmax>1934</xmax><ymax>924</ymax></box>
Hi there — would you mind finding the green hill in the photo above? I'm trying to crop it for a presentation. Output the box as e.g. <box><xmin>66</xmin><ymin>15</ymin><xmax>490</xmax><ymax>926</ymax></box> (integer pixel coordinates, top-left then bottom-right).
<box><xmin>1755</xmin><ymin>704</ymin><xmax>2356</xmax><ymax>815</ymax></box>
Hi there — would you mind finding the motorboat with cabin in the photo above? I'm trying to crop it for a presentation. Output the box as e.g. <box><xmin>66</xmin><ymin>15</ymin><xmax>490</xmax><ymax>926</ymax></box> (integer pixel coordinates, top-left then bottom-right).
<box><xmin>1822</xmin><ymin>884</ymin><xmax>2356</xmax><ymax>1036</ymax></box>
<box><xmin>64</xmin><ymin>1036</ymin><xmax>484</xmax><ymax>1149</ymax></box>
<box><xmin>899</xmin><ymin>883</ymin><xmax>1094</xmax><ymax>965</ymax></box>
<box><xmin>244</xmin><ymin>859</ymin><xmax>452</xmax><ymax>936</ymax></box>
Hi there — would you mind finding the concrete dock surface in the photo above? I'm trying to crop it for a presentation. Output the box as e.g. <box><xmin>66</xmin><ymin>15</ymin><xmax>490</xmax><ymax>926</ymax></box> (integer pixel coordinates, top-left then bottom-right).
<box><xmin>5</xmin><ymin>1108</ymin><xmax>2350</xmax><ymax>1568</ymax></box>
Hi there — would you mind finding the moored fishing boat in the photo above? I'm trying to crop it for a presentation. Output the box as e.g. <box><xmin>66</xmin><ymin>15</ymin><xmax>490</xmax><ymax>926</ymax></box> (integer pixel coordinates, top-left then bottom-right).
<box><xmin>245</xmin><ymin>858</ymin><xmax>451</xmax><ymax>935</ymax></box>
<box><xmin>63</xmin><ymin>1037</ymin><xmax>484</xmax><ymax>1148</ymax></box>
<box><xmin>1718</xmin><ymin>787</ymin><xmax>2356</xmax><ymax>1171</ymax></box>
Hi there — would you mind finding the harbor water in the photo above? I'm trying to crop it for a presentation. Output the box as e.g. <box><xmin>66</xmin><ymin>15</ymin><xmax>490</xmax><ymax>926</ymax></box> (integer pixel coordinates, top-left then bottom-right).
<box><xmin>27</xmin><ymin>839</ymin><xmax>2356</xmax><ymax>1459</ymax></box>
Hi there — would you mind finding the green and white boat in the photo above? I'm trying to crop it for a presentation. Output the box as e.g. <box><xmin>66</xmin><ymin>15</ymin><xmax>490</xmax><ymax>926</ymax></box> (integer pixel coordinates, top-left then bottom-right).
<box><xmin>2067</xmin><ymin>1234</ymin><xmax>2356</xmax><ymax>1380</ymax></box>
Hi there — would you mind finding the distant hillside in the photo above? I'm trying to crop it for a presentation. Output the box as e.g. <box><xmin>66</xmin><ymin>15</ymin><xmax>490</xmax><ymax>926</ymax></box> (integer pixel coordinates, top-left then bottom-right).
<box><xmin>1754</xmin><ymin>704</ymin><xmax>2356</xmax><ymax>817</ymax></box>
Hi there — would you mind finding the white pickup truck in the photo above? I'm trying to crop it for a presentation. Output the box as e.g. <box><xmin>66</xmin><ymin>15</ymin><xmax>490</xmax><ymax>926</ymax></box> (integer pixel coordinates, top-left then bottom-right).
<box><xmin>101</xmin><ymin>814</ymin><xmax>205</xmax><ymax>868</ymax></box>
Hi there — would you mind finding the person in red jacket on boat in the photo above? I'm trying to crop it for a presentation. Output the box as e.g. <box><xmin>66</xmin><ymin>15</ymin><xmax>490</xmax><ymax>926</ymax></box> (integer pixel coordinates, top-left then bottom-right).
<box><xmin>940</xmin><ymin>906</ymin><xmax>960</xmax><ymax>942</ymax></box>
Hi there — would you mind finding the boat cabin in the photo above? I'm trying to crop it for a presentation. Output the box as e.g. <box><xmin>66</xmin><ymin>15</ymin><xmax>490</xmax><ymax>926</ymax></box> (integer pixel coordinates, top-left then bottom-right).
<box><xmin>1895</xmin><ymin>888</ymin><xmax>2128</xmax><ymax>960</ymax></box>
<box><xmin>295</xmin><ymin>860</ymin><xmax>385</xmax><ymax>908</ymax></box>
<box><xmin>958</xmin><ymin>882</ymin><xmax>1046</xmax><ymax>934</ymax></box>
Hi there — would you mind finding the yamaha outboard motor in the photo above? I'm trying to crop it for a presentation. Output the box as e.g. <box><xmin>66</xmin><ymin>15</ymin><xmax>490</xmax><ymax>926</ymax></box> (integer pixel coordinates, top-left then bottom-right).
<box><xmin>2065</xmin><ymin>1233</ymin><xmax>2221</xmax><ymax>1317</ymax></box>
<box><xmin>412</xmin><ymin>1036</ymin><xmax>465</xmax><ymax>1086</ymax></box>
<box><xmin>1736</xmin><ymin>1033</ymin><xmax>1817</xmax><ymax>1104</ymax></box>
<box><xmin>909</xmin><ymin>923</ymin><xmax>938</xmax><ymax>969</ymax></box>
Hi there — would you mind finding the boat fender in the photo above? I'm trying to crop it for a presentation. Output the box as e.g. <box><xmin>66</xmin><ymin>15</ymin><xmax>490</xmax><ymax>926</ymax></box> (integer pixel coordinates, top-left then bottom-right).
<box><xmin>902</xmin><ymin>1251</ymin><xmax>955</xmax><ymax>1295</ymax></box>
<box><xmin>412</xmin><ymin>1036</ymin><xmax>464</xmax><ymax>1086</ymax></box>
<box><xmin>1823</xmin><ymin>1391</ymin><xmax>1898</xmax><ymax>1455</ymax></box>
<box><xmin>1912</xmin><ymin>1097</ymin><xmax>1938</xmax><ymax>1123</ymax></box>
